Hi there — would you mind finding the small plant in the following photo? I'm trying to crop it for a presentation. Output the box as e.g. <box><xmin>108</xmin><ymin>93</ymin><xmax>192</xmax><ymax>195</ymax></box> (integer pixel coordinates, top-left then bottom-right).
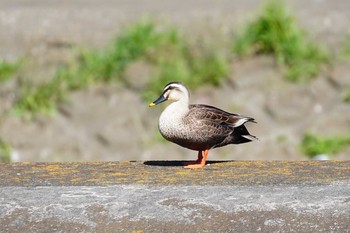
<box><xmin>144</xmin><ymin>30</ymin><xmax>229</xmax><ymax>100</ymax></box>
<box><xmin>339</xmin><ymin>35</ymin><xmax>350</xmax><ymax>103</ymax></box>
<box><xmin>189</xmin><ymin>52</ymin><xmax>228</xmax><ymax>87</ymax></box>
<box><xmin>0</xmin><ymin>60</ymin><xmax>20</xmax><ymax>83</ymax></box>
<box><xmin>14</xmin><ymin>77</ymin><xmax>66</xmax><ymax>115</ymax></box>
<box><xmin>300</xmin><ymin>132</ymin><xmax>350</xmax><ymax>159</ymax></box>
<box><xmin>343</xmin><ymin>34</ymin><xmax>350</xmax><ymax>58</ymax></box>
<box><xmin>344</xmin><ymin>89</ymin><xmax>350</xmax><ymax>102</ymax></box>
<box><xmin>0</xmin><ymin>139</ymin><xmax>12</xmax><ymax>162</ymax></box>
<box><xmin>232</xmin><ymin>0</ymin><xmax>328</xmax><ymax>82</ymax></box>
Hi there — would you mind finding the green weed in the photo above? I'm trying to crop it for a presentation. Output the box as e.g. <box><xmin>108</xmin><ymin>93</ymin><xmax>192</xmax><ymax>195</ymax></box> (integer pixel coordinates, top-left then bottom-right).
<box><xmin>344</xmin><ymin>89</ymin><xmax>350</xmax><ymax>102</ymax></box>
<box><xmin>232</xmin><ymin>0</ymin><xmax>328</xmax><ymax>82</ymax></box>
<box><xmin>335</xmin><ymin>33</ymin><xmax>350</xmax><ymax>107</ymax></box>
<box><xmin>144</xmin><ymin>30</ymin><xmax>229</xmax><ymax>100</ymax></box>
<box><xmin>339</xmin><ymin>35</ymin><xmax>350</xmax><ymax>102</ymax></box>
<box><xmin>189</xmin><ymin>52</ymin><xmax>229</xmax><ymax>87</ymax></box>
<box><xmin>343</xmin><ymin>34</ymin><xmax>350</xmax><ymax>58</ymax></box>
<box><xmin>0</xmin><ymin>60</ymin><xmax>20</xmax><ymax>83</ymax></box>
<box><xmin>0</xmin><ymin>139</ymin><xmax>12</xmax><ymax>162</ymax></box>
<box><xmin>15</xmin><ymin>78</ymin><xmax>66</xmax><ymax>116</ymax></box>
<box><xmin>300</xmin><ymin>132</ymin><xmax>350</xmax><ymax>159</ymax></box>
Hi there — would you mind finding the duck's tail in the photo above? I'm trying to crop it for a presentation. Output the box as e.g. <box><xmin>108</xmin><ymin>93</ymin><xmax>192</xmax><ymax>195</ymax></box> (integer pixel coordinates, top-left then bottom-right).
<box><xmin>232</xmin><ymin>124</ymin><xmax>258</xmax><ymax>144</ymax></box>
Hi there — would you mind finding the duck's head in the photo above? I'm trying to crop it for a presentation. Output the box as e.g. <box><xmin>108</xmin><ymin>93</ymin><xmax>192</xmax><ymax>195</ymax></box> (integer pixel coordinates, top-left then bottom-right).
<box><xmin>149</xmin><ymin>82</ymin><xmax>189</xmax><ymax>107</ymax></box>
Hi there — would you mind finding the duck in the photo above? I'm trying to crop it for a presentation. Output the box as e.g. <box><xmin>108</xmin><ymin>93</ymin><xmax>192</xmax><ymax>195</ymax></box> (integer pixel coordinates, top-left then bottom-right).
<box><xmin>149</xmin><ymin>82</ymin><xmax>257</xmax><ymax>169</ymax></box>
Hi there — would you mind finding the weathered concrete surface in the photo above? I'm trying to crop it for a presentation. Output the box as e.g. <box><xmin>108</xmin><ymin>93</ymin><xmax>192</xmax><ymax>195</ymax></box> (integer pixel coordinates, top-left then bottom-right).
<box><xmin>1</xmin><ymin>161</ymin><xmax>350</xmax><ymax>232</ymax></box>
<box><xmin>1</xmin><ymin>160</ymin><xmax>350</xmax><ymax>186</ymax></box>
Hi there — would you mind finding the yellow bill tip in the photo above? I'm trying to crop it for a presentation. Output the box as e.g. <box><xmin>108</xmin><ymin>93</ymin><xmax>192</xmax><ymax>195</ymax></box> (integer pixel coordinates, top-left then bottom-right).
<box><xmin>149</xmin><ymin>102</ymin><xmax>156</xmax><ymax>107</ymax></box>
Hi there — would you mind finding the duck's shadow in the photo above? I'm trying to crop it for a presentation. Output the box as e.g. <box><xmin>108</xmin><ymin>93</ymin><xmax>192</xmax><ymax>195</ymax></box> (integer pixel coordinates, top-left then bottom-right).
<box><xmin>143</xmin><ymin>160</ymin><xmax>231</xmax><ymax>167</ymax></box>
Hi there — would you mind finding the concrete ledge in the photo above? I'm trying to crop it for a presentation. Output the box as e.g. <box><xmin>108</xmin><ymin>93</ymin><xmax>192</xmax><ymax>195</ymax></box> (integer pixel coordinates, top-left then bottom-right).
<box><xmin>1</xmin><ymin>161</ymin><xmax>350</xmax><ymax>232</ymax></box>
<box><xmin>1</xmin><ymin>160</ymin><xmax>350</xmax><ymax>186</ymax></box>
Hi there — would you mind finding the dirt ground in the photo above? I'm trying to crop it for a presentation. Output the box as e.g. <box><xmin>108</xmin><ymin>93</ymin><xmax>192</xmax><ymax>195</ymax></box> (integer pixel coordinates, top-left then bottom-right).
<box><xmin>0</xmin><ymin>0</ymin><xmax>350</xmax><ymax>162</ymax></box>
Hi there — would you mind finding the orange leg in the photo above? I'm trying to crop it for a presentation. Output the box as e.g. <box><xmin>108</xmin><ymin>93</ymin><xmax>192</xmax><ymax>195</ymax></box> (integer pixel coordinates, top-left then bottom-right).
<box><xmin>184</xmin><ymin>149</ymin><xmax>209</xmax><ymax>169</ymax></box>
<box><xmin>183</xmin><ymin>151</ymin><xmax>203</xmax><ymax>166</ymax></box>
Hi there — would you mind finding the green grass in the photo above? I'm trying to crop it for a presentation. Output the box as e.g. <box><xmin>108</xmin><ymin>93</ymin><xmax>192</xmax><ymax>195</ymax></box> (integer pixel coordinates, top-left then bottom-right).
<box><xmin>344</xmin><ymin>89</ymin><xmax>350</xmax><ymax>102</ymax></box>
<box><xmin>15</xmin><ymin>76</ymin><xmax>67</xmax><ymax>115</ymax></box>
<box><xmin>0</xmin><ymin>60</ymin><xmax>20</xmax><ymax>83</ymax></box>
<box><xmin>0</xmin><ymin>139</ymin><xmax>12</xmax><ymax>162</ymax></box>
<box><xmin>339</xmin><ymin>35</ymin><xmax>350</xmax><ymax>103</ymax></box>
<box><xmin>300</xmin><ymin>133</ymin><xmax>350</xmax><ymax>159</ymax></box>
<box><xmin>14</xmin><ymin>19</ymin><xmax>229</xmax><ymax>116</ymax></box>
<box><xmin>232</xmin><ymin>0</ymin><xmax>328</xmax><ymax>82</ymax></box>
<box><xmin>144</xmin><ymin>33</ymin><xmax>229</xmax><ymax>100</ymax></box>
<box><xmin>343</xmin><ymin>34</ymin><xmax>350</xmax><ymax>58</ymax></box>
<box><xmin>14</xmin><ymin>20</ymin><xmax>170</xmax><ymax>115</ymax></box>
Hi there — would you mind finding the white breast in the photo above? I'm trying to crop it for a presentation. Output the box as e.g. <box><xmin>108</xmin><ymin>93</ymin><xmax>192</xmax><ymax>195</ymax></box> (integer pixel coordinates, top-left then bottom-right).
<box><xmin>158</xmin><ymin>100</ymin><xmax>189</xmax><ymax>139</ymax></box>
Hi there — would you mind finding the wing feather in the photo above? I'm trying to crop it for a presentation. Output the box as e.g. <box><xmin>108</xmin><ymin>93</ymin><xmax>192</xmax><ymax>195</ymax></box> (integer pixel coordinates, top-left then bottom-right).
<box><xmin>189</xmin><ymin>104</ymin><xmax>256</xmax><ymax>128</ymax></box>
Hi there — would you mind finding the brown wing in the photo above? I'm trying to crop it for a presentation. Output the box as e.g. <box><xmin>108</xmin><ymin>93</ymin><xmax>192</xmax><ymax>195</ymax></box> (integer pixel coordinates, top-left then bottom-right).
<box><xmin>189</xmin><ymin>104</ymin><xmax>256</xmax><ymax>128</ymax></box>
<box><xmin>179</xmin><ymin>104</ymin><xmax>256</xmax><ymax>150</ymax></box>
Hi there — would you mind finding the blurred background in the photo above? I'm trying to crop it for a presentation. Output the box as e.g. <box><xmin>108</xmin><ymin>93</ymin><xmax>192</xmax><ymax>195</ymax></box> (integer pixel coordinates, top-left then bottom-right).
<box><xmin>0</xmin><ymin>0</ymin><xmax>349</xmax><ymax>163</ymax></box>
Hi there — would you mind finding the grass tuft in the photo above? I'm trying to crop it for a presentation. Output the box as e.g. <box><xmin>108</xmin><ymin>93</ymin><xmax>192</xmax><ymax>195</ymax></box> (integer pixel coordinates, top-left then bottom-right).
<box><xmin>232</xmin><ymin>0</ymin><xmax>328</xmax><ymax>82</ymax></box>
<box><xmin>144</xmin><ymin>30</ymin><xmax>229</xmax><ymax>100</ymax></box>
<box><xmin>343</xmin><ymin>34</ymin><xmax>350</xmax><ymax>58</ymax></box>
<box><xmin>14</xmin><ymin>77</ymin><xmax>66</xmax><ymax>116</ymax></box>
<box><xmin>0</xmin><ymin>139</ymin><xmax>12</xmax><ymax>162</ymax></box>
<box><xmin>344</xmin><ymin>89</ymin><xmax>350</xmax><ymax>103</ymax></box>
<box><xmin>300</xmin><ymin>133</ymin><xmax>350</xmax><ymax>159</ymax></box>
<box><xmin>0</xmin><ymin>60</ymin><xmax>21</xmax><ymax>83</ymax></box>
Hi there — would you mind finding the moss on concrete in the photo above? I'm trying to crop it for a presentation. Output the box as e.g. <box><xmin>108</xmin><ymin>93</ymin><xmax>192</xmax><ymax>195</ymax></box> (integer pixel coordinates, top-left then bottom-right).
<box><xmin>1</xmin><ymin>161</ymin><xmax>350</xmax><ymax>187</ymax></box>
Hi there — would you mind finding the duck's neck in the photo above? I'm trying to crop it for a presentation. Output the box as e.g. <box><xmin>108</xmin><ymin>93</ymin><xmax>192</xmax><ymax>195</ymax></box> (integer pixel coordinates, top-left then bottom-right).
<box><xmin>167</xmin><ymin>99</ymin><xmax>189</xmax><ymax>115</ymax></box>
<box><xmin>159</xmin><ymin>99</ymin><xmax>189</xmax><ymax>125</ymax></box>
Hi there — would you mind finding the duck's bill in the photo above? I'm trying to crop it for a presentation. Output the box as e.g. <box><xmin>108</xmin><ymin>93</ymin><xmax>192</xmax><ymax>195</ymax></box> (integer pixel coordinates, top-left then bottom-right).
<box><xmin>149</xmin><ymin>95</ymin><xmax>167</xmax><ymax>107</ymax></box>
